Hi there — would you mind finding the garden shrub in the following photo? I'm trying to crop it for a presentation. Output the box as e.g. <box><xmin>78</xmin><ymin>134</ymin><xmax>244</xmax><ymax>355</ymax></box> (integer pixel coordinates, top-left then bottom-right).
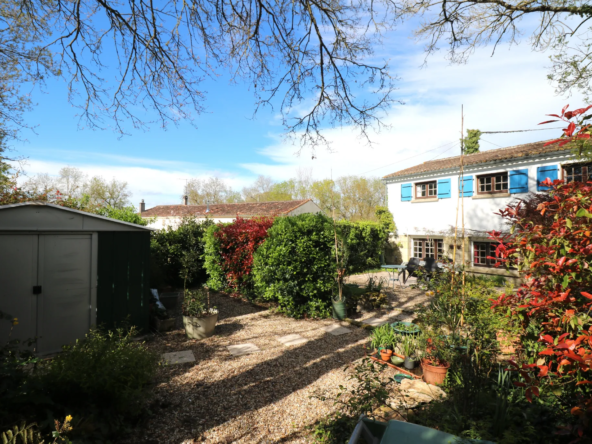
<box><xmin>150</xmin><ymin>217</ymin><xmax>213</xmax><ymax>288</ymax></box>
<box><xmin>490</xmin><ymin>178</ymin><xmax>592</xmax><ymax>438</ymax></box>
<box><xmin>0</xmin><ymin>311</ymin><xmax>158</xmax><ymax>441</ymax></box>
<box><xmin>252</xmin><ymin>213</ymin><xmax>336</xmax><ymax>318</ymax></box>
<box><xmin>336</xmin><ymin>220</ymin><xmax>387</xmax><ymax>274</ymax></box>
<box><xmin>203</xmin><ymin>217</ymin><xmax>274</xmax><ymax>297</ymax></box>
<box><xmin>203</xmin><ymin>224</ymin><xmax>225</xmax><ymax>291</ymax></box>
<box><xmin>36</xmin><ymin>327</ymin><xmax>159</xmax><ymax>439</ymax></box>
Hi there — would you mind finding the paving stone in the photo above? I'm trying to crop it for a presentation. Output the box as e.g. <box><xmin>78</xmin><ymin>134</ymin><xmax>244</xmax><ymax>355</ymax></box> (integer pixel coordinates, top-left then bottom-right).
<box><xmin>162</xmin><ymin>350</ymin><xmax>196</xmax><ymax>365</ymax></box>
<box><xmin>227</xmin><ymin>343</ymin><xmax>260</xmax><ymax>356</ymax></box>
<box><xmin>322</xmin><ymin>324</ymin><xmax>352</xmax><ymax>336</ymax></box>
<box><xmin>364</xmin><ymin>317</ymin><xmax>388</xmax><ymax>327</ymax></box>
<box><xmin>277</xmin><ymin>334</ymin><xmax>308</xmax><ymax>346</ymax></box>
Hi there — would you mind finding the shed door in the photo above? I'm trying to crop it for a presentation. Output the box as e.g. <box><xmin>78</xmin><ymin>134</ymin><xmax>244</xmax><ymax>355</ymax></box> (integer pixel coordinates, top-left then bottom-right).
<box><xmin>37</xmin><ymin>235</ymin><xmax>92</xmax><ymax>354</ymax></box>
<box><xmin>0</xmin><ymin>234</ymin><xmax>92</xmax><ymax>354</ymax></box>
<box><xmin>0</xmin><ymin>235</ymin><xmax>38</xmax><ymax>347</ymax></box>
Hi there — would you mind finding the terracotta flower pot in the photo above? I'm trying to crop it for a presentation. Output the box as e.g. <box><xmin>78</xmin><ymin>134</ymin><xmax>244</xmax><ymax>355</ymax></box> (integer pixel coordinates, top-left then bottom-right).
<box><xmin>380</xmin><ymin>349</ymin><xmax>393</xmax><ymax>362</ymax></box>
<box><xmin>421</xmin><ymin>359</ymin><xmax>450</xmax><ymax>385</ymax></box>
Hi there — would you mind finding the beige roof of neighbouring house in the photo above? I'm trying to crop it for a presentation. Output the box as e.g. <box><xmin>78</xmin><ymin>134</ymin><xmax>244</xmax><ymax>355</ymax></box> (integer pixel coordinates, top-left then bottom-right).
<box><xmin>383</xmin><ymin>140</ymin><xmax>570</xmax><ymax>179</ymax></box>
<box><xmin>141</xmin><ymin>199</ymin><xmax>313</xmax><ymax>218</ymax></box>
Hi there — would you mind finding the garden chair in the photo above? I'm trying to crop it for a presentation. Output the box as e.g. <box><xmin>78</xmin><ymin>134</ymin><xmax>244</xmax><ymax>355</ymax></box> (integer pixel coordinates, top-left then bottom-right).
<box><xmin>401</xmin><ymin>257</ymin><xmax>421</xmax><ymax>284</ymax></box>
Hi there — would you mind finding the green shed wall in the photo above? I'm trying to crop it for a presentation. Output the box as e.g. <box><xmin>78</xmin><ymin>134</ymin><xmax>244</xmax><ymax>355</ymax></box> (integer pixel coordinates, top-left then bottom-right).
<box><xmin>96</xmin><ymin>231</ymin><xmax>151</xmax><ymax>331</ymax></box>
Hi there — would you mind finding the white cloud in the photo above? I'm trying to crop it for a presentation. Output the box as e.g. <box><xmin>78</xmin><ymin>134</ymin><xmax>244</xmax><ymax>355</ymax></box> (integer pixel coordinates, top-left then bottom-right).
<box><xmin>243</xmin><ymin>43</ymin><xmax>585</xmax><ymax>181</ymax></box>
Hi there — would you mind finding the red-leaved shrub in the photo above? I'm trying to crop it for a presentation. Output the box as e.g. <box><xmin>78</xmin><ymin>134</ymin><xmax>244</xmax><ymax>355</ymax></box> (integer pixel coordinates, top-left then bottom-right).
<box><xmin>489</xmin><ymin>178</ymin><xmax>592</xmax><ymax>438</ymax></box>
<box><xmin>214</xmin><ymin>217</ymin><xmax>274</xmax><ymax>297</ymax></box>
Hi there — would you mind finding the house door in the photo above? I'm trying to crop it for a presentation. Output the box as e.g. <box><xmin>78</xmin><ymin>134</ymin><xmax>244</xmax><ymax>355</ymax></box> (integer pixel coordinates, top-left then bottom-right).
<box><xmin>0</xmin><ymin>234</ymin><xmax>92</xmax><ymax>354</ymax></box>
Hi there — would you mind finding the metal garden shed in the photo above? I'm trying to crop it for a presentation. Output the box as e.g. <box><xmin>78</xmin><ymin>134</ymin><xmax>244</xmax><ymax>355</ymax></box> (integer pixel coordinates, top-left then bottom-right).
<box><xmin>0</xmin><ymin>202</ymin><xmax>152</xmax><ymax>354</ymax></box>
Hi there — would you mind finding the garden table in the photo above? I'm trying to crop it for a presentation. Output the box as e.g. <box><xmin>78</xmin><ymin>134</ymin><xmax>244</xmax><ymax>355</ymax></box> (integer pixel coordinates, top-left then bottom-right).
<box><xmin>380</xmin><ymin>264</ymin><xmax>406</xmax><ymax>288</ymax></box>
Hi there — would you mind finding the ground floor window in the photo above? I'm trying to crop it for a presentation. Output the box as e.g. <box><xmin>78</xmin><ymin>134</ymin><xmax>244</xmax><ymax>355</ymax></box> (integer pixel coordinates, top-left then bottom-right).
<box><xmin>473</xmin><ymin>242</ymin><xmax>498</xmax><ymax>267</ymax></box>
<box><xmin>412</xmin><ymin>238</ymin><xmax>444</xmax><ymax>260</ymax></box>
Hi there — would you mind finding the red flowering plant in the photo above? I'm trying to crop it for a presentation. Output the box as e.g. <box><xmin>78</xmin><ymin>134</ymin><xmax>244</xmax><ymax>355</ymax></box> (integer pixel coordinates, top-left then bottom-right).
<box><xmin>213</xmin><ymin>216</ymin><xmax>274</xmax><ymax>297</ymax></box>
<box><xmin>488</xmin><ymin>106</ymin><xmax>592</xmax><ymax>439</ymax></box>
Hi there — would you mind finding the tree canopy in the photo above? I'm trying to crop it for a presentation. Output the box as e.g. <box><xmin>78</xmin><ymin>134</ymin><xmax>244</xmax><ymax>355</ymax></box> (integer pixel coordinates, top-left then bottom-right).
<box><xmin>1</xmin><ymin>0</ymin><xmax>397</xmax><ymax>146</ymax></box>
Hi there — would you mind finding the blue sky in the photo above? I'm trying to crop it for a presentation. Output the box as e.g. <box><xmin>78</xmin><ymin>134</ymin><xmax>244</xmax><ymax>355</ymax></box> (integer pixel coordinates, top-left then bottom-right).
<box><xmin>12</xmin><ymin>18</ymin><xmax>585</xmax><ymax>208</ymax></box>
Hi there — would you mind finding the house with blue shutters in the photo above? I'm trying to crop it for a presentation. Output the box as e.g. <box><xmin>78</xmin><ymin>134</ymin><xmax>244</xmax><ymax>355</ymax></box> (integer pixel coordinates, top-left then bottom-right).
<box><xmin>383</xmin><ymin>140</ymin><xmax>588</xmax><ymax>281</ymax></box>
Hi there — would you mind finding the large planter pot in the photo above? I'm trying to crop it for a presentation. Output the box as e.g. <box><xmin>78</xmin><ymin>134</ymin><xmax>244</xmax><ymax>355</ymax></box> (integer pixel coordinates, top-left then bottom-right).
<box><xmin>332</xmin><ymin>298</ymin><xmax>347</xmax><ymax>320</ymax></box>
<box><xmin>421</xmin><ymin>359</ymin><xmax>450</xmax><ymax>385</ymax></box>
<box><xmin>183</xmin><ymin>313</ymin><xmax>218</xmax><ymax>339</ymax></box>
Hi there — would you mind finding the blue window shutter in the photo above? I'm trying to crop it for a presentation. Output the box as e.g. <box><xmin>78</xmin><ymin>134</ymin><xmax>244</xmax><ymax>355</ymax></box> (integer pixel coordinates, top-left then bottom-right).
<box><xmin>458</xmin><ymin>176</ymin><xmax>473</xmax><ymax>197</ymax></box>
<box><xmin>437</xmin><ymin>179</ymin><xmax>451</xmax><ymax>198</ymax></box>
<box><xmin>509</xmin><ymin>169</ymin><xmax>529</xmax><ymax>194</ymax></box>
<box><xmin>537</xmin><ymin>165</ymin><xmax>558</xmax><ymax>191</ymax></box>
<box><xmin>401</xmin><ymin>184</ymin><xmax>412</xmax><ymax>201</ymax></box>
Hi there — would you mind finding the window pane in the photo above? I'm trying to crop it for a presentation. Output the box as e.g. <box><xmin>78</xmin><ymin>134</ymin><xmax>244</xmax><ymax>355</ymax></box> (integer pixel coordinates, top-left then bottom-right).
<box><xmin>428</xmin><ymin>182</ymin><xmax>437</xmax><ymax>196</ymax></box>
<box><xmin>425</xmin><ymin>240</ymin><xmax>435</xmax><ymax>258</ymax></box>
<box><xmin>416</xmin><ymin>184</ymin><xmax>426</xmax><ymax>197</ymax></box>
<box><xmin>494</xmin><ymin>173</ymin><xmax>508</xmax><ymax>191</ymax></box>
<box><xmin>436</xmin><ymin>240</ymin><xmax>444</xmax><ymax>259</ymax></box>
<box><xmin>474</xmin><ymin>243</ymin><xmax>489</xmax><ymax>266</ymax></box>
<box><xmin>413</xmin><ymin>239</ymin><xmax>423</xmax><ymax>258</ymax></box>
<box><xmin>479</xmin><ymin>176</ymin><xmax>492</xmax><ymax>192</ymax></box>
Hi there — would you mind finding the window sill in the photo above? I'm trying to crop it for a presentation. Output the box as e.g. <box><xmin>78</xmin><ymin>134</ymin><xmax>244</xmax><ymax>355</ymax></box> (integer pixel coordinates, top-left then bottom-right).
<box><xmin>472</xmin><ymin>193</ymin><xmax>510</xmax><ymax>200</ymax></box>
<box><xmin>411</xmin><ymin>198</ymin><xmax>439</xmax><ymax>203</ymax></box>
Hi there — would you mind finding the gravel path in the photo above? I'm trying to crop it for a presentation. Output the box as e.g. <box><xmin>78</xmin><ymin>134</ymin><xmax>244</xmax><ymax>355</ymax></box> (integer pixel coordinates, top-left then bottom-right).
<box><xmin>127</xmin><ymin>276</ymin><xmax>431</xmax><ymax>444</ymax></box>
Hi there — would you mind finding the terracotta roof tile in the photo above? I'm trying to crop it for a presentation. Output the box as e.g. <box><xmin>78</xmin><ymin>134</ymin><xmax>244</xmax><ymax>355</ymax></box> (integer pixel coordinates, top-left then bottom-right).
<box><xmin>141</xmin><ymin>199</ymin><xmax>312</xmax><ymax>218</ymax></box>
<box><xmin>383</xmin><ymin>140</ymin><xmax>570</xmax><ymax>179</ymax></box>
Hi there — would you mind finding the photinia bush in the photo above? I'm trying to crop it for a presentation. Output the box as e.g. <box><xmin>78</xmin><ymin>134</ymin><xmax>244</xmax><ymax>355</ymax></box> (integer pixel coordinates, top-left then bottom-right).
<box><xmin>209</xmin><ymin>217</ymin><xmax>274</xmax><ymax>297</ymax></box>
<box><xmin>490</xmin><ymin>177</ymin><xmax>592</xmax><ymax>439</ymax></box>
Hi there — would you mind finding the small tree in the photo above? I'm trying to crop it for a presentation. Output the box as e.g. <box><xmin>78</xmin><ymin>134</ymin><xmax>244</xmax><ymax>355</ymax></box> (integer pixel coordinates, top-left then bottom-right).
<box><xmin>489</xmin><ymin>179</ymin><xmax>592</xmax><ymax>438</ymax></box>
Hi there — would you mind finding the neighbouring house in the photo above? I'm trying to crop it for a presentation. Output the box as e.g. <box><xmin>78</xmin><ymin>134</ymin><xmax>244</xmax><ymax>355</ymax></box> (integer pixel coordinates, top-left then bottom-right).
<box><xmin>383</xmin><ymin>140</ymin><xmax>588</xmax><ymax>282</ymax></box>
<box><xmin>0</xmin><ymin>202</ymin><xmax>153</xmax><ymax>355</ymax></box>
<box><xmin>140</xmin><ymin>198</ymin><xmax>322</xmax><ymax>229</ymax></box>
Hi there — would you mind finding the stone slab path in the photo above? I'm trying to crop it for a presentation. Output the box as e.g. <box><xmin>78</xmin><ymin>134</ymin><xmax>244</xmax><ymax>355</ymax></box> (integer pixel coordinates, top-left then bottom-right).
<box><xmin>363</xmin><ymin>317</ymin><xmax>389</xmax><ymax>327</ymax></box>
<box><xmin>277</xmin><ymin>333</ymin><xmax>308</xmax><ymax>346</ymax></box>
<box><xmin>227</xmin><ymin>343</ymin><xmax>261</xmax><ymax>356</ymax></box>
<box><xmin>322</xmin><ymin>324</ymin><xmax>352</xmax><ymax>336</ymax></box>
<box><xmin>162</xmin><ymin>350</ymin><xmax>196</xmax><ymax>365</ymax></box>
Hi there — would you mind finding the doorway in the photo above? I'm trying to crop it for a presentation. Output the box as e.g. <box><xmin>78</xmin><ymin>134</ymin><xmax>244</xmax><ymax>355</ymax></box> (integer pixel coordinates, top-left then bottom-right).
<box><xmin>0</xmin><ymin>234</ymin><xmax>92</xmax><ymax>354</ymax></box>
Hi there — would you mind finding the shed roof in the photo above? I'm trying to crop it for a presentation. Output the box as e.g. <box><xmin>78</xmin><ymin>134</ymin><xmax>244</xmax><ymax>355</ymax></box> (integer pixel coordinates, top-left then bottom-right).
<box><xmin>383</xmin><ymin>140</ymin><xmax>570</xmax><ymax>179</ymax></box>
<box><xmin>0</xmin><ymin>202</ymin><xmax>152</xmax><ymax>231</ymax></box>
<box><xmin>141</xmin><ymin>199</ymin><xmax>313</xmax><ymax>218</ymax></box>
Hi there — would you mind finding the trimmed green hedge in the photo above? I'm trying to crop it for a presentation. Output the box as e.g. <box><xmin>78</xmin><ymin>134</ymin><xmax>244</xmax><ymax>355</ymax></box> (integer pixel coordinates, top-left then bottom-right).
<box><xmin>336</xmin><ymin>220</ymin><xmax>387</xmax><ymax>275</ymax></box>
<box><xmin>150</xmin><ymin>218</ymin><xmax>213</xmax><ymax>288</ymax></box>
<box><xmin>203</xmin><ymin>224</ymin><xmax>226</xmax><ymax>291</ymax></box>
<box><xmin>252</xmin><ymin>213</ymin><xmax>336</xmax><ymax>318</ymax></box>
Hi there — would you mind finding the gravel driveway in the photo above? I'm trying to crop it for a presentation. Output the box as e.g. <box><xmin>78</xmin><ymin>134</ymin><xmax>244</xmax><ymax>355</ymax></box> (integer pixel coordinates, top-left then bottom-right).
<box><xmin>126</xmin><ymin>276</ymin><xmax>431</xmax><ymax>444</ymax></box>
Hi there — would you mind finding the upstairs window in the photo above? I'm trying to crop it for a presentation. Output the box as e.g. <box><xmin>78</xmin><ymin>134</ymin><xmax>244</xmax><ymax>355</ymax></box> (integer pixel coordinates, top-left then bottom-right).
<box><xmin>413</xmin><ymin>238</ymin><xmax>444</xmax><ymax>260</ymax></box>
<box><xmin>415</xmin><ymin>181</ymin><xmax>437</xmax><ymax>199</ymax></box>
<box><xmin>477</xmin><ymin>172</ymin><xmax>508</xmax><ymax>194</ymax></box>
<box><xmin>563</xmin><ymin>163</ymin><xmax>592</xmax><ymax>183</ymax></box>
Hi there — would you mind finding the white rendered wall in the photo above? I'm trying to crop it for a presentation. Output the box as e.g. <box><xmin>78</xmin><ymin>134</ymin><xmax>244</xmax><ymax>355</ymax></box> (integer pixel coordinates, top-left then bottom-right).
<box><xmin>146</xmin><ymin>216</ymin><xmax>234</xmax><ymax>230</ymax></box>
<box><xmin>386</xmin><ymin>152</ymin><xmax>574</xmax><ymax>236</ymax></box>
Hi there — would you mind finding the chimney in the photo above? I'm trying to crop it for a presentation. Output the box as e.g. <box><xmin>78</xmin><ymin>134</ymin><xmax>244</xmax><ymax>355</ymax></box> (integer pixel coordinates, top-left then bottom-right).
<box><xmin>184</xmin><ymin>195</ymin><xmax>188</xmax><ymax>205</ymax></box>
<box><xmin>139</xmin><ymin>199</ymin><xmax>145</xmax><ymax>213</ymax></box>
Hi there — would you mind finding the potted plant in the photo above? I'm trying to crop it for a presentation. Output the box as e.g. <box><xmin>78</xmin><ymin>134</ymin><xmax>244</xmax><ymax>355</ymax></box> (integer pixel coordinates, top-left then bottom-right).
<box><xmin>402</xmin><ymin>336</ymin><xmax>417</xmax><ymax>370</ymax></box>
<box><xmin>420</xmin><ymin>334</ymin><xmax>451</xmax><ymax>385</ymax></box>
<box><xmin>182</xmin><ymin>286</ymin><xmax>219</xmax><ymax>339</ymax></box>
<box><xmin>370</xmin><ymin>324</ymin><xmax>395</xmax><ymax>361</ymax></box>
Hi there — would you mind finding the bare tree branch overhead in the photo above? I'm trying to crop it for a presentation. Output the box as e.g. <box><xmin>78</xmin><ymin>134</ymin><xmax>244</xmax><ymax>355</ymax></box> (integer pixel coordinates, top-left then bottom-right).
<box><xmin>397</xmin><ymin>0</ymin><xmax>592</xmax><ymax>99</ymax></box>
<box><xmin>0</xmin><ymin>0</ymin><xmax>400</xmax><ymax>147</ymax></box>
